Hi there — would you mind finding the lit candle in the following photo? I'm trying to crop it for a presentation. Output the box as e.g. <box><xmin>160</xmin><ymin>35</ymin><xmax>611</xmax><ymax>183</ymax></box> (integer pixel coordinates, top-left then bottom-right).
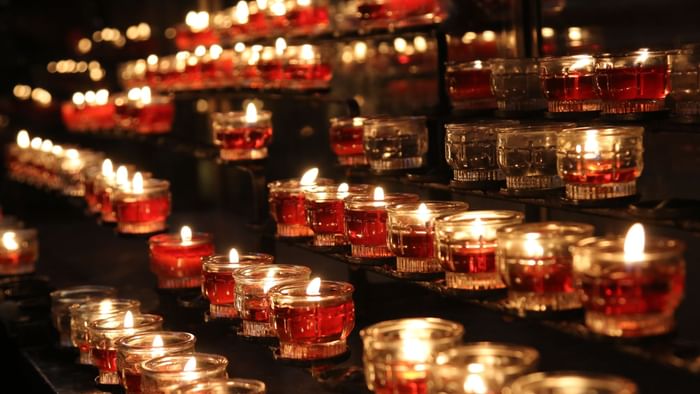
<box><xmin>210</xmin><ymin>102</ymin><xmax>272</xmax><ymax>161</ymax></box>
<box><xmin>114</xmin><ymin>171</ymin><xmax>171</xmax><ymax>235</ymax></box>
<box><xmin>148</xmin><ymin>226</ymin><xmax>215</xmax><ymax>289</ymax></box>
<box><xmin>267</xmin><ymin>168</ymin><xmax>332</xmax><ymax>237</ymax></box>
<box><xmin>329</xmin><ymin>116</ymin><xmax>368</xmax><ymax>166</ymax></box>
<box><xmin>0</xmin><ymin>228</ymin><xmax>38</xmax><ymax>275</ymax></box>
<box><xmin>99</xmin><ymin>165</ymin><xmax>131</xmax><ymax>223</ymax></box>
<box><xmin>303</xmin><ymin>183</ymin><xmax>371</xmax><ymax>247</ymax></box>
<box><xmin>284</xmin><ymin>44</ymin><xmax>332</xmax><ymax>90</ymax></box>
<box><xmin>539</xmin><ymin>55</ymin><xmax>601</xmax><ymax>113</ymax></box>
<box><xmin>141</xmin><ymin>353</ymin><xmax>228</xmax><ymax>394</ymax></box>
<box><xmin>445</xmin><ymin>60</ymin><xmax>497</xmax><ymax>110</ymax></box>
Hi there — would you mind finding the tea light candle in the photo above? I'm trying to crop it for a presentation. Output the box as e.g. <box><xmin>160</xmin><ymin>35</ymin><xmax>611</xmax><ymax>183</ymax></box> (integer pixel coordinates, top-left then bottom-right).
<box><xmin>116</xmin><ymin>332</ymin><xmax>196</xmax><ymax>393</ymax></box>
<box><xmin>101</xmin><ymin>165</ymin><xmax>131</xmax><ymax>223</ymax></box>
<box><xmin>149</xmin><ymin>226</ymin><xmax>215</xmax><ymax>289</ymax></box>
<box><xmin>270</xmin><ymin>277</ymin><xmax>355</xmax><ymax>360</ymax></box>
<box><xmin>70</xmin><ymin>298</ymin><xmax>141</xmax><ymax>364</ymax></box>
<box><xmin>430</xmin><ymin>342</ymin><xmax>539</xmax><ymax>394</ymax></box>
<box><xmin>386</xmin><ymin>201</ymin><xmax>468</xmax><ymax>273</ymax></box>
<box><xmin>491</xmin><ymin>58</ymin><xmax>547</xmax><ymax>113</ymax></box>
<box><xmin>435</xmin><ymin>210</ymin><xmax>524</xmax><ymax>290</ymax></box>
<box><xmin>329</xmin><ymin>117</ymin><xmax>368</xmax><ymax>166</ymax></box>
<box><xmin>114</xmin><ymin>173</ymin><xmax>171</xmax><ymax>235</ymax></box>
<box><xmin>284</xmin><ymin>44</ymin><xmax>332</xmax><ymax>90</ymax></box>
<box><xmin>363</xmin><ymin>116</ymin><xmax>428</xmax><ymax>171</ymax></box>
<box><xmin>234</xmin><ymin>264</ymin><xmax>311</xmax><ymax>337</ymax></box>
<box><xmin>286</xmin><ymin>0</ymin><xmax>329</xmax><ymax>35</ymax></box>
<box><xmin>170</xmin><ymin>378</ymin><xmax>266</xmax><ymax>394</ymax></box>
<box><xmin>211</xmin><ymin>103</ymin><xmax>273</xmax><ymax>161</ymax></box>
<box><xmin>510</xmin><ymin>372</ymin><xmax>639</xmax><ymax>394</ymax></box>
<box><xmin>498</xmin><ymin>222</ymin><xmax>594</xmax><ymax>312</ymax></box>
<box><xmin>304</xmin><ymin>183</ymin><xmax>370</xmax><ymax>247</ymax></box>
<box><xmin>89</xmin><ymin>312</ymin><xmax>164</xmax><ymax>385</ymax></box>
<box><xmin>572</xmin><ymin>223</ymin><xmax>685</xmax><ymax>337</ymax></box>
<box><xmin>360</xmin><ymin>318</ymin><xmax>464</xmax><ymax>394</ymax></box>
<box><xmin>539</xmin><ymin>55</ymin><xmax>601</xmax><ymax>113</ymax></box>
<box><xmin>201</xmin><ymin>248</ymin><xmax>274</xmax><ymax>319</ymax></box>
<box><xmin>595</xmin><ymin>49</ymin><xmax>669</xmax><ymax>117</ymax></box>
<box><xmin>345</xmin><ymin>187</ymin><xmax>420</xmax><ymax>258</ymax></box>
<box><xmin>557</xmin><ymin>126</ymin><xmax>644</xmax><ymax>202</ymax></box>
<box><xmin>133</xmin><ymin>94</ymin><xmax>175</xmax><ymax>134</ymax></box>
<box><xmin>0</xmin><ymin>228</ymin><xmax>38</xmax><ymax>275</ymax></box>
<box><xmin>141</xmin><ymin>354</ymin><xmax>228</xmax><ymax>394</ymax></box>
<box><xmin>259</xmin><ymin>46</ymin><xmax>285</xmax><ymax>89</ymax></box>
<box><xmin>267</xmin><ymin>168</ymin><xmax>333</xmax><ymax>238</ymax></box>
<box><xmin>50</xmin><ymin>285</ymin><xmax>117</xmax><ymax>347</ymax></box>
<box><xmin>87</xmin><ymin>158</ymin><xmax>114</xmax><ymax>214</ymax></box>
<box><xmin>445</xmin><ymin>60</ymin><xmax>496</xmax><ymax>111</ymax></box>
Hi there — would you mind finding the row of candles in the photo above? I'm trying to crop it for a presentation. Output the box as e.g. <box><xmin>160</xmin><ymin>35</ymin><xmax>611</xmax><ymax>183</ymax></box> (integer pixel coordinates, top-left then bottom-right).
<box><xmin>6</xmin><ymin>131</ymin><xmax>172</xmax><ymax>235</ymax></box>
<box><xmin>61</xmin><ymin>87</ymin><xmax>175</xmax><ymax>134</ymax></box>
<box><xmin>120</xmin><ymin>42</ymin><xmax>332</xmax><ymax>92</ymax></box>
<box><xmin>268</xmin><ymin>169</ymin><xmax>685</xmax><ymax>339</ymax></box>
<box><xmin>0</xmin><ymin>214</ymin><xmax>38</xmax><ymax>275</ymax></box>
<box><xmin>174</xmin><ymin>0</ymin><xmax>443</xmax><ymax>51</ymax></box>
<box><xmin>450</xmin><ymin>48</ymin><xmax>700</xmax><ymax>122</ymax></box>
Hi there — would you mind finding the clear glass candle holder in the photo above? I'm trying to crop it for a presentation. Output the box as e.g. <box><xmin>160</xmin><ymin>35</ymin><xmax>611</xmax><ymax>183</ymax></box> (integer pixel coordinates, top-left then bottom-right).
<box><xmin>116</xmin><ymin>331</ymin><xmax>196</xmax><ymax>394</ymax></box>
<box><xmin>201</xmin><ymin>253</ymin><xmax>274</xmax><ymax>319</ymax></box>
<box><xmin>234</xmin><ymin>264</ymin><xmax>312</xmax><ymax>337</ymax></box>
<box><xmin>360</xmin><ymin>318</ymin><xmax>464</xmax><ymax>393</ymax></box>
<box><xmin>114</xmin><ymin>179</ymin><xmax>171</xmax><ymax>235</ymax></box>
<box><xmin>491</xmin><ymin>58</ymin><xmax>547</xmax><ymax>113</ymax></box>
<box><xmin>496</xmin><ymin>123</ymin><xmax>574</xmax><ymax>192</ymax></box>
<box><xmin>557</xmin><ymin>126</ymin><xmax>644</xmax><ymax>201</ymax></box>
<box><xmin>446</xmin><ymin>61</ymin><xmax>496</xmax><ymax>111</ymax></box>
<box><xmin>268</xmin><ymin>178</ymin><xmax>333</xmax><ymax>238</ymax></box>
<box><xmin>497</xmin><ymin>222</ymin><xmax>594</xmax><ymax>312</ymax></box>
<box><xmin>141</xmin><ymin>354</ymin><xmax>229</xmax><ymax>394</ymax></box>
<box><xmin>0</xmin><ymin>228</ymin><xmax>38</xmax><ymax>275</ymax></box>
<box><xmin>211</xmin><ymin>110</ymin><xmax>273</xmax><ymax>161</ymax></box>
<box><xmin>669</xmin><ymin>45</ymin><xmax>700</xmax><ymax>123</ymax></box>
<box><xmin>70</xmin><ymin>299</ymin><xmax>141</xmax><ymax>365</ymax></box>
<box><xmin>539</xmin><ymin>55</ymin><xmax>601</xmax><ymax>113</ymax></box>
<box><xmin>51</xmin><ymin>285</ymin><xmax>117</xmax><ymax>348</ymax></box>
<box><xmin>445</xmin><ymin>120</ymin><xmax>519</xmax><ymax>184</ymax></box>
<box><xmin>429</xmin><ymin>342</ymin><xmax>539</xmax><ymax>394</ymax></box>
<box><xmin>595</xmin><ymin>50</ymin><xmax>670</xmax><ymax>116</ymax></box>
<box><xmin>148</xmin><ymin>231</ymin><xmax>215</xmax><ymax>289</ymax></box>
<box><xmin>329</xmin><ymin>116</ymin><xmax>368</xmax><ymax>166</ymax></box>
<box><xmin>345</xmin><ymin>193</ymin><xmax>420</xmax><ymax>258</ymax></box>
<box><xmin>435</xmin><ymin>210</ymin><xmax>524</xmax><ymax>290</ymax></box>
<box><xmin>304</xmin><ymin>184</ymin><xmax>371</xmax><ymax>247</ymax></box>
<box><xmin>89</xmin><ymin>313</ymin><xmax>164</xmax><ymax>385</ymax></box>
<box><xmin>363</xmin><ymin>116</ymin><xmax>428</xmax><ymax>171</ymax></box>
<box><xmin>571</xmin><ymin>233</ymin><xmax>685</xmax><ymax>337</ymax></box>
<box><xmin>270</xmin><ymin>280</ymin><xmax>355</xmax><ymax>360</ymax></box>
<box><xmin>386</xmin><ymin>201</ymin><xmax>469</xmax><ymax>273</ymax></box>
<box><xmin>510</xmin><ymin>372</ymin><xmax>638</xmax><ymax>394</ymax></box>
<box><xmin>171</xmin><ymin>378</ymin><xmax>266</xmax><ymax>394</ymax></box>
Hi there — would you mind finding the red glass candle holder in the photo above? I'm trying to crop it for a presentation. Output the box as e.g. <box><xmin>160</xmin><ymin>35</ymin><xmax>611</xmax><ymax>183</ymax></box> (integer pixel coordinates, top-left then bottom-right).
<box><xmin>304</xmin><ymin>184</ymin><xmax>370</xmax><ymax>246</ymax></box>
<box><xmin>201</xmin><ymin>253</ymin><xmax>274</xmax><ymax>319</ymax></box>
<box><xmin>557</xmin><ymin>126</ymin><xmax>644</xmax><ymax>202</ymax></box>
<box><xmin>270</xmin><ymin>279</ymin><xmax>355</xmax><ymax>360</ymax></box>
<box><xmin>234</xmin><ymin>264</ymin><xmax>311</xmax><ymax>337</ymax></box>
<box><xmin>211</xmin><ymin>109</ymin><xmax>273</xmax><ymax>161</ymax></box>
<box><xmin>51</xmin><ymin>285</ymin><xmax>117</xmax><ymax>348</ymax></box>
<box><xmin>89</xmin><ymin>313</ymin><xmax>163</xmax><ymax>385</ymax></box>
<box><xmin>345</xmin><ymin>192</ymin><xmax>420</xmax><ymax>258</ymax></box>
<box><xmin>445</xmin><ymin>60</ymin><xmax>496</xmax><ymax>111</ymax></box>
<box><xmin>268</xmin><ymin>177</ymin><xmax>333</xmax><ymax>238</ymax></box>
<box><xmin>356</xmin><ymin>0</ymin><xmax>443</xmax><ymax>28</ymax></box>
<box><xmin>116</xmin><ymin>332</ymin><xmax>196</xmax><ymax>394</ymax></box>
<box><xmin>329</xmin><ymin>117</ymin><xmax>368</xmax><ymax>166</ymax></box>
<box><xmin>141</xmin><ymin>353</ymin><xmax>228</xmax><ymax>394</ymax></box>
<box><xmin>511</xmin><ymin>372</ymin><xmax>639</xmax><ymax>394</ymax></box>
<box><xmin>0</xmin><ymin>228</ymin><xmax>38</xmax><ymax>275</ymax></box>
<box><xmin>435</xmin><ymin>210</ymin><xmax>524</xmax><ymax>290</ymax></box>
<box><xmin>283</xmin><ymin>45</ymin><xmax>332</xmax><ymax>90</ymax></box>
<box><xmin>360</xmin><ymin>318</ymin><xmax>464</xmax><ymax>394</ymax></box>
<box><xmin>69</xmin><ymin>299</ymin><xmax>141</xmax><ymax>365</ymax></box>
<box><xmin>595</xmin><ymin>50</ymin><xmax>669</xmax><ymax>117</ymax></box>
<box><xmin>114</xmin><ymin>179</ymin><xmax>171</xmax><ymax>235</ymax></box>
<box><xmin>540</xmin><ymin>55</ymin><xmax>601</xmax><ymax>113</ymax></box>
<box><xmin>170</xmin><ymin>379</ymin><xmax>266</xmax><ymax>394</ymax></box>
<box><xmin>286</xmin><ymin>0</ymin><xmax>330</xmax><ymax>36</ymax></box>
<box><xmin>498</xmin><ymin>222</ymin><xmax>594</xmax><ymax>312</ymax></box>
<box><xmin>132</xmin><ymin>96</ymin><xmax>175</xmax><ymax>134</ymax></box>
<box><xmin>572</xmin><ymin>227</ymin><xmax>685</xmax><ymax>337</ymax></box>
<box><xmin>148</xmin><ymin>230</ymin><xmax>215</xmax><ymax>289</ymax></box>
<box><xmin>386</xmin><ymin>201</ymin><xmax>468</xmax><ymax>273</ymax></box>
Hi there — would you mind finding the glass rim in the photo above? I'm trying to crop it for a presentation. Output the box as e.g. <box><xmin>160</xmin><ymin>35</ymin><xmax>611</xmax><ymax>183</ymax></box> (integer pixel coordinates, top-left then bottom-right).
<box><xmin>496</xmin><ymin>122</ymin><xmax>577</xmax><ymax>135</ymax></box>
<box><xmin>446</xmin><ymin>60</ymin><xmax>491</xmax><ymax>68</ymax></box>
<box><xmin>510</xmin><ymin>371</ymin><xmax>638</xmax><ymax>393</ymax></box>
<box><xmin>115</xmin><ymin>179</ymin><xmax>170</xmax><ymax>196</ymax></box>
<box><xmin>434</xmin><ymin>342</ymin><xmax>540</xmax><ymax>375</ymax></box>
<box><xmin>267</xmin><ymin>178</ymin><xmax>334</xmax><ymax>192</ymax></box>
<box><xmin>597</xmin><ymin>49</ymin><xmax>670</xmax><ymax>59</ymax></box>
<box><xmin>233</xmin><ymin>264</ymin><xmax>312</xmax><ymax>283</ymax></box>
<box><xmin>345</xmin><ymin>193</ymin><xmax>420</xmax><ymax>209</ymax></box>
<box><xmin>572</xmin><ymin>235</ymin><xmax>685</xmax><ymax>261</ymax></box>
<box><xmin>202</xmin><ymin>253</ymin><xmax>274</xmax><ymax>272</ymax></box>
<box><xmin>148</xmin><ymin>232</ymin><xmax>213</xmax><ymax>247</ymax></box>
<box><xmin>386</xmin><ymin>201</ymin><xmax>469</xmax><ymax>215</ymax></box>
<box><xmin>538</xmin><ymin>54</ymin><xmax>595</xmax><ymax>63</ymax></box>
<box><xmin>362</xmin><ymin>115</ymin><xmax>427</xmax><ymax>126</ymax></box>
<box><xmin>489</xmin><ymin>57</ymin><xmax>539</xmax><ymax>64</ymax></box>
<box><xmin>89</xmin><ymin>313</ymin><xmax>163</xmax><ymax>331</ymax></box>
<box><xmin>170</xmin><ymin>378</ymin><xmax>266</xmax><ymax>393</ymax></box>
<box><xmin>50</xmin><ymin>285</ymin><xmax>116</xmax><ymax>303</ymax></box>
<box><xmin>211</xmin><ymin>110</ymin><xmax>272</xmax><ymax>122</ymax></box>
<box><xmin>115</xmin><ymin>331</ymin><xmax>196</xmax><ymax>350</ymax></box>
<box><xmin>436</xmin><ymin>210</ymin><xmax>525</xmax><ymax>226</ymax></box>
<box><xmin>497</xmin><ymin>221</ymin><xmax>595</xmax><ymax>240</ymax></box>
<box><xmin>560</xmin><ymin>125</ymin><xmax>644</xmax><ymax>137</ymax></box>
<box><xmin>270</xmin><ymin>280</ymin><xmax>354</xmax><ymax>304</ymax></box>
<box><xmin>141</xmin><ymin>353</ymin><xmax>228</xmax><ymax>376</ymax></box>
<box><xmin>69</xmin><ymin>298</ymin><xmax>141</xmax><ymax>314</ymax></box>
<box><xmin>360</xmin><ymin>317</ymin><xmax>464</xmax><ymax>349</ymax></box>
<box><xmin>445</xmin><ymin>120</ymin><xmax>520</xmax><ymax>134</ymax></box>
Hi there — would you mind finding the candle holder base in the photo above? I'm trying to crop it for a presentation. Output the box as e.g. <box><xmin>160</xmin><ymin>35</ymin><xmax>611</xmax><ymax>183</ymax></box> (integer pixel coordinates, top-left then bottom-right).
<box><xmin>451</xmin><ymin>98</ymin><xmax>497</xmax><ymax>111</ymax></box>
<box><xmin>433</xmin><ymin>280</ymin><xmax>508</xmax><ymax>300</ymax></box>
<box><xmin>117</xmin><ymin>220</ymin><xmax>167</xmax><ymax>235</ymax></box>
<box><xmin>450</xmin><ymin>179</ymin><xmax>505</xmax><ymax>191</ymax></box>
<box><xmin>507</xmin><ymin>291</ymin><xmax>582</xmax><ymax>314</ymax></box>
<box><xmin>499</xmin><ymin>186</ymin><xmax>564</xmax><ymax>198</ymax></box>
<box><xmin>313</xmin><ymin>233</ymin><xmax>348</xmax><ymax>247</ymax></box>
<box><xmin>157</xmin><ymin>276</ymin><xmax>202</xmax><ymax>289</ymax></box>
<box><xmin>396</xmin><ymin>257</ymin><xmax>441</xmax><ymax>273</ymax></box>
<box><xmin>453</xmin><ymin>169</ymin><xmax>504</xmax><ymax>183</ymax></box>
<box><xmin>350</xmin><ymin>244</ymin><xmax>393</xmax><ymax>259</ymax></box>
<box><xmin>544</xmin><ymin>109</ymin><xmax>601</xmax><ymax>121</ymax></box>
<box><xmin>369</xmin><ymin>157</ymin><xmax>424</xmax><ymax>171</ymax></box>
<box><xmin>338</xmin><ymin>155</ymin><xmax>368</xmax><ymax>167</ymax></box>
<box><xmin>96</xmin><ymin>371</ymin><xmax>121</xmax><ymax>386</ymax></box>
<box><xmin>345</xmin><ymin>254</ymin><xmax>394</xmax><ymax>266</ymax></box>
<box><xmin>563</xmin><ymin>182</ymin><xmax>639</xmax><ymax>205</ymax></box>
<box><xmin>220</xmin><ymin>147</ymin><xmax>268</xmax><ymax>161</ymax></box>
<box><xmin>445</xmin><ymin>271</ymin><xmax>506</xmax><ymax>291</ymax></box>
<box><xmin>240</xmin><ymin>320</ymin><xmax>276</xmax><ymax>338</ymax></box>
<box><xmin>671</xmin><ymin>101</ymin><xmax>700</xmax><ymax>123</ymax></box>
<box><xmin>546</xmin><ymin>99</ymin><xmax>601</xmax><ymax>114</ymax></box>
<box><xmin>505</xmin><ymin>175</ymin><xmax>562</xmax><ymax>191</ymax></box>
<box><xmin>585</xmin><ymin>311</ymin><xmax>675</xmax><ymax>338</ymax></box>
<box><xmin>210</xmin><ymin>303</ymin><xmax>238</xmax><ymax>319</ymax></box>
<box><xmin>276</xmin><ymin>223</ymin><xmax>314</xmax><ymax>238</ymax></box>
<box><xmin>277</xmin><ymin>340</ymin><xmax>348</xmax><ymax>361</ymax></box>
<box><xmin>496</xmin><ymin>99</ymin><xmax>547</xmax><ymax>114</ymax></box>
<box><xmin>601</xmin><ymin>99</ymin><xmax>666</xmax><ymax>117</ymax></box>
<box><xmin>387</xmin><ymin>269</ymin><xmax>443</xmax><ymax>281</ymax></box>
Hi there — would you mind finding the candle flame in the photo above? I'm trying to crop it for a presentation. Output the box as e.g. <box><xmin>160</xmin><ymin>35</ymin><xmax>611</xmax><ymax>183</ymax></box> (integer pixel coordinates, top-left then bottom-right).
<box><xmin>400</xmin><ymin>336</ymin><xmax>431</xmax><ymax>363</ymax></box>
<box><xmin>99</xmin><ymin>299</ymin><xmax>113</xmax><ymax>314</ymax></box>
<box><xmin>297</xmin><ymin>0</ymin><xmax>311</xmax><ymax>6</ymax></box>
<box><xmin>194</xmin><ymin>45</ymin><xmax>206</xmax><ymax>57</ymax></box>
<box><xmin>275</xmin><ymin>37</ymin><xmax>287</xmax><ymax>56</ymax></box>
<box><xmin>209</xmin><ymin>44</ymin><xmax>223</xmax><ymax>60</ymax></box>
<box><xmin>180</xmin><ymin>226</ymin><xmax>193</xmax><ymax>244</ymax></box>
<box><xmin>52</xmin><ymin>145</ymin><xmax>64</xmax><ymax>156</ymax></box>
<box><xmin>132</xmin><ymin>172</ymin><xmax>144</xmax><ymax>194</ymax></box>
<box><xmin>300</xmin><ymin>44</ymin><xmax>315</xmax><ymax>62</ymax></box>
<box><xmin>102</xmin><ymin>159</ymin><xmax>114</xmax><ymax>177</ymax></box>
<box><xmin>16</xmin><ymin>130</ymin><xmax>30</xmax><ymax>149</ymax></box>
<box><xmin>40</xmin><ymin>139</ymin><xmax>53</xmax><ymax>153</ymax></box>
<box><xmin>244</xmin><ymin>102</ymin><xmax>258</xmax><ymax>123</ymax></box>
<box><xmin>270</xmin><ymin>0</ymin><xmax>286</xmax><ymax>16</ymax></box>
<box><xmin>152</xmin><ymin>334</ymin><xmax>164</xmax><ymax>347</ymax></box>
<box><xmin>473</xmin><ymin>60</ymin><xmax>483</xmax><ymax>70</ymax></box>
<box><xmin>127</xmin><ymin>87</ymin><xmax>141</xmax><ymax>101</ymax></box>
<box><xmin>338</xmin><ymin>183</ymin><xmax>349</xmax><ymax>193</ymax></box>
<box><xmin>151</xmin><ymin>334</ymin><xmax>165</xmax><ymax>358</ymax></box>
<box><xmin>416</xmin><ymin>203</ymin><xmax>430</xmax><ymax>223</ymax></box>
<box><xmin>263</xmin><ymin>269</ymin><xmax>277</xmax><ymax>293</ymax></box>
<box><xmin>140</xmin><ymin>86</ymin><xmax>152</xmax><ymax>105</ymax></box>
<box><xmin>635</xmin><ymin>49</ymin><xmax>650</xmax><ymax>64</ymax></box>
<box><xmin>30</xmin><ymin>137</ymin><xmax>42</xmax><ymax>150</ymax></box>
<box><xmin>300</xmin><ymin>168</ymin><xmax>319</xmax><ymax>186</ymax></box>
<box><xmin>583</xmin><ymin>130</ymin><xmax>599</xmax><ymax>158</ymax></box>
<box><xmin>147</xmin><ymin>54</ymin><xmax>159</xmax><ymax>65</ymax></box>
<box><xmin>463</xmin><ymin>363</ymin><xmax>487</xmax><ymax>394</ymax></box>
<box><xmin>471</xmin><ymin>217</ymin><xmax>485</xmax><ymax>239</ymax></box>
<box><xmin>373</xmin><ymin>187</ymin><xmax>385</xmax><ymax>201</ymax></box>
<box><xmin>72</xmin><ymin>92</ymin><xmax>85</xmax><ymax>106</ymax></box>
<box><xmin>229</xmin><ymin>248</ymin><xmax>239</xmax><ymax>263</ymax></box>
<box><xmin>1</xmin><ymin>232</ymin><xmax>19</xmax><ymax>251</ymax></box>
<box><xmin>65</xmin><ymin>149</ymin><xmax>80</xmax><ymax>160</ymax></box>
<box><xmin>524</xmin><ymin>232</ymin><xmax>544</xmax><ymax>259</ymax></box>
<box><xmin>306</xmin><ymin>277</ymin><xmax>321</xmax><ymax>295</ymax></box>
<box><xmin>123</xmin><ymin>310</ymin><xmax>134</xmax><ymax>328</ymax></box>
<box><xmin>569</xmin><ymin>55</ymin><xmax>593</xmax><ymax>71</ymax></box>
<box><xmin>624</xmin><ymin>223</ymin><xmax>645</xmax><ymax>263</ymax></box>
<box><xmin>235</xmin><ymin>1</ymin><xmax>250</xmax><ymax>24</ymax></box>
<box><xmin>257</xmin><ymin>0</ymin><xmax>268</xmax><ymax>10</ymax></box>
<box><xmin>115</xmin><ymin>165</ymin><xmax>129</xmax><ymax>185</ymax></box>
<box><xmin>95</xmin><ymin>89</ymin><xmax>109</xmax><ymax>106</ymax></box>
